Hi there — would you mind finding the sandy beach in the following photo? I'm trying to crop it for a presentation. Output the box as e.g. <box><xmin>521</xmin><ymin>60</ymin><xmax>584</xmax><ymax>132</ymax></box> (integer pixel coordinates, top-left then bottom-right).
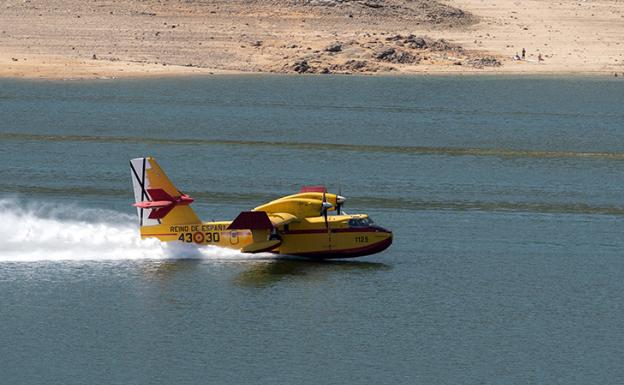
<box><xmin>1</xmin><ymin>0</ymin><xmax>623</xmax><ymax>79</ymax></box>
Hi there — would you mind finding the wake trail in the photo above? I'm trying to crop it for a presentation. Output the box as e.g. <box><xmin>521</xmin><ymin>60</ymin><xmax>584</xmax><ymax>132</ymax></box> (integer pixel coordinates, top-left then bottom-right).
<box><xmin>0</xmin><ymin>198</ymin><xmax>264</xmax><ymax>262</ymax></box>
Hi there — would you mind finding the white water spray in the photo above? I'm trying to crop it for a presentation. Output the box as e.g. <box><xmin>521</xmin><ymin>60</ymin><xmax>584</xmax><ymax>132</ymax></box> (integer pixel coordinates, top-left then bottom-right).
<box><xmin>0</xmin><ymin>198</ymin><xmax>262</xmax><ymax>262</ymax></box>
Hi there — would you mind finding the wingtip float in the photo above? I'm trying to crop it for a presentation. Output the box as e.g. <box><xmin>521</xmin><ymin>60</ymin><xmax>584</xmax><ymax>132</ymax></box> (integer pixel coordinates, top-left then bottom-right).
<box><xmin>130</xmin><ymin>157</ymin><xmax>392</xmax><ymax>259</ymax></box>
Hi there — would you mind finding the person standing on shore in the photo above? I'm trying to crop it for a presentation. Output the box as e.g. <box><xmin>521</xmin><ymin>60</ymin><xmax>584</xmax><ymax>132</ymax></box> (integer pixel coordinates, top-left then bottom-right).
<box><xmin>522</xmin><ymin>48</ymin><xmax>526</xmax><ymax>59</ymax></box>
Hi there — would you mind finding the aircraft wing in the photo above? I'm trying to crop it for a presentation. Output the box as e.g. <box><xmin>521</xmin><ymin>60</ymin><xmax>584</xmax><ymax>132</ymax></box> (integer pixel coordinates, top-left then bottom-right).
<box><xmin>227</xmin><ymin>211</ymin><xmax>281</xmax><ymax>253</ymax></box>
<box><xmin>267</xmin><ymin>212</ymin><xmax>298</xmax><ymax>227</ymax></box>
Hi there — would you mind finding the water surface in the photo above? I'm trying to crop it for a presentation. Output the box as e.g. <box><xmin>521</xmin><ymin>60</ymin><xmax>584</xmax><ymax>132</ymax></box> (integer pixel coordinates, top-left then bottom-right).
<box><xmin>1</xmin><ymin>75</ymin><xmax>623</xmax><ymax>384</ymax></box>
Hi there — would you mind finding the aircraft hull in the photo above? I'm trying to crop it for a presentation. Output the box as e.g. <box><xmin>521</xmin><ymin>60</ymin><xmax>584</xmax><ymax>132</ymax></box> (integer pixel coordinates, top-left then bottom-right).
<box><xmin>284</xmin><ymin>235</ymin><xmax>393</xmax><ymax>259</ymax></box>
<box><xmin>141</xmin><ymin>222</ymin><xmax>393</xmax><ymax>259</ymax></box>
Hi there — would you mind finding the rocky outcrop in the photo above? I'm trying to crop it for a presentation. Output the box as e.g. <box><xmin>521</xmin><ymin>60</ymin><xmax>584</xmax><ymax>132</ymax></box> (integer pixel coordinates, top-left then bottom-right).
<box><xmin>324</xmin><ymin>42</ymin><xmax>343</xmax><ymax>52</ymax></box>
<box><xmin>292</xmin><ymin>59</ymin><xmax>311</xmax><ymax>73</ymax></box>
<box><xmin>374</xmin><ymin>47</ymin><xmax>420</xmax><ymax>64</ymax></box>
<box><xmin>465</xmin><ymin>56</ymin><xmax>502</xmax><ymax>68</ymax></box>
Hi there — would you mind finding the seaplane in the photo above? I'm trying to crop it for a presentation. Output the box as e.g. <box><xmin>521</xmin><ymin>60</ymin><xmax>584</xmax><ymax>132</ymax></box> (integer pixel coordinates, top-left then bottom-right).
<box><xmin>130</xmin><ymin>157</ymin><xmax>392</xmax><ymax>259</ymax></box>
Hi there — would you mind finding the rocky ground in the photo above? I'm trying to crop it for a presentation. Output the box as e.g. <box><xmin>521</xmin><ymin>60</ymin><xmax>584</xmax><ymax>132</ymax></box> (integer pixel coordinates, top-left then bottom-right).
<box><xmin>0</xmin><ymin>0</ymin><xmax>622</xmax><ymax>78</ymax></box>
<box><xmin>285</xmin><ymin>34</ymin><xmax>501</xmax><ymax>74</ymax></box>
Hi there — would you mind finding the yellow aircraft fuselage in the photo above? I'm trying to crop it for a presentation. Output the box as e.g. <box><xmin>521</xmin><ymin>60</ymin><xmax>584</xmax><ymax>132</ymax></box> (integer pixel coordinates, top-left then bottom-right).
<box><xmin>140</xmin><ymin>213</ymin><xmax>392</xmax><ymax>258</ymax></box>
<box><xmin>130</xmin><ymin>157</ymin><xmax>392</xmax><ymax>259</ymax></box>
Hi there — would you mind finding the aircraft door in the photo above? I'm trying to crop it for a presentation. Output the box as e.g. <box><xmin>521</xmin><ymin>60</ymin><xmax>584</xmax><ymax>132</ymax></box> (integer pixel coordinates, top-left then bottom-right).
<box><xmin>229</xmin><ymin>231</ymin><xmax>239</xmax><ymax>245</ymax></box>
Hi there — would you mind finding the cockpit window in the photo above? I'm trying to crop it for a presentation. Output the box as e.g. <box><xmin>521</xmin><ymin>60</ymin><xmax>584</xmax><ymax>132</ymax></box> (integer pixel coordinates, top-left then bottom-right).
<box><xmin>348</xmin><ymin>217</ymin><xmax>374</xmax><ymax>227</ymax></box>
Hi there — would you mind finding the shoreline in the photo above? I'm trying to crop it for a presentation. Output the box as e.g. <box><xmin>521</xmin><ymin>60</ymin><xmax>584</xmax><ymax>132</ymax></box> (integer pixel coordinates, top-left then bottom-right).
<box><xmin>0</xmin><ymin>57</ymin><xmax>624</xmax><ymax>81</ymax></box>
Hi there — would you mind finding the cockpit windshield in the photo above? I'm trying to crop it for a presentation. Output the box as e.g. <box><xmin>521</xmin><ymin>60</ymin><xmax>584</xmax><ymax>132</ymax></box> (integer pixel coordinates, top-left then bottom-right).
<box><xmin>348</xmin><ymin>217</ymin><xmax>374</xmax><ymax>227</ymax></box>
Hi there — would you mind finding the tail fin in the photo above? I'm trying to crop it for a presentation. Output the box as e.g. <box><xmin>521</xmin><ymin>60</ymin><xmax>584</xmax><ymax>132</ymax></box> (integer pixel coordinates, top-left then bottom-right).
<box><xmin>129</xmin><ymin>157</ymin><xmax>200</xmax><ymax>226</ymax></box>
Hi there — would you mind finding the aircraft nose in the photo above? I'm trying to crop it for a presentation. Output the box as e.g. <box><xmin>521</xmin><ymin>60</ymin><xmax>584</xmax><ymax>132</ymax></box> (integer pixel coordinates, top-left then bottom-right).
<box><xmin>370</xmin><ymin>226</ymin><xmax>393</xmax><ymax>254</ymax></box>
<box><xmin>370</xmin><ymin>225</ymin><xmax>393</xmax><ymax>246</ymax></box>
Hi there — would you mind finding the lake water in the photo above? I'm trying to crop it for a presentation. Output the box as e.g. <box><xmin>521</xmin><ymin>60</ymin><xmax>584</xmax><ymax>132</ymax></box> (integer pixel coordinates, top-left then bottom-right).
<box><xmin>1</xmin><ymin>75</ymin><xmax>623</xmax><ymax>384</ymax></box>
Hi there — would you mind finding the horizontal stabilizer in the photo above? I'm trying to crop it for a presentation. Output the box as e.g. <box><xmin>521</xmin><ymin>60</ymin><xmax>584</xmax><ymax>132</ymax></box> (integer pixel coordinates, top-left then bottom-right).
<box><xmin>133</xmin><ymin>200</ymin><xmax>173</xmax><ymax>209</ymax></box>
<box><xmin>227</xmin><ymin>211</ymin><xmax>273</xmax><ymax>230</ymax></box>
<box><xmin>132</xmin><ymin>186</ymin><xmax>194</xmax><ymax>220</ymax></box>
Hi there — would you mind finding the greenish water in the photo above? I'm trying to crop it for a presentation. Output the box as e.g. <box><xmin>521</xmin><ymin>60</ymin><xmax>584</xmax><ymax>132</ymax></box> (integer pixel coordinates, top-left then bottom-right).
<box><xmin>1</xmin><ymin>75</ymin><xmax>623</xmax><ymax>384</ymax></box>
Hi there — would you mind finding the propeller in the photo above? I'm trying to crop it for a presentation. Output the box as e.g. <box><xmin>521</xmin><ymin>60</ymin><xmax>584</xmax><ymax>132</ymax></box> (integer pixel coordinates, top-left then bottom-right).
<box><xmin>336</xmin><ymin>187</ymin><xmax>346</xmax><ymax>215</ymax></box>
<box><xmin>321</xmin><ymin>191</ymin><xmax>333</xmax><ymax>233</ymax></box>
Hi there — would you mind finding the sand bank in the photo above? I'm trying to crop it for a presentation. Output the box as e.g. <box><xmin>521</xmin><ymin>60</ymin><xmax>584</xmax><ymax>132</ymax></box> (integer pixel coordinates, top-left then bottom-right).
<box><xmin>0</xmin><ymin>0</ymin><xmax>622</xmax><ymax>79</ymax></box>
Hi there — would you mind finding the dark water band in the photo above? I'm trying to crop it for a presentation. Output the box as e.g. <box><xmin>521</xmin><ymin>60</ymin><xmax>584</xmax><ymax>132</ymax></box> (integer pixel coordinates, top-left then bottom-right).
<box><xmin>3</xmin><ymin>132</ymin><xmax>624</xmax><ymax>160</ymax></box>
